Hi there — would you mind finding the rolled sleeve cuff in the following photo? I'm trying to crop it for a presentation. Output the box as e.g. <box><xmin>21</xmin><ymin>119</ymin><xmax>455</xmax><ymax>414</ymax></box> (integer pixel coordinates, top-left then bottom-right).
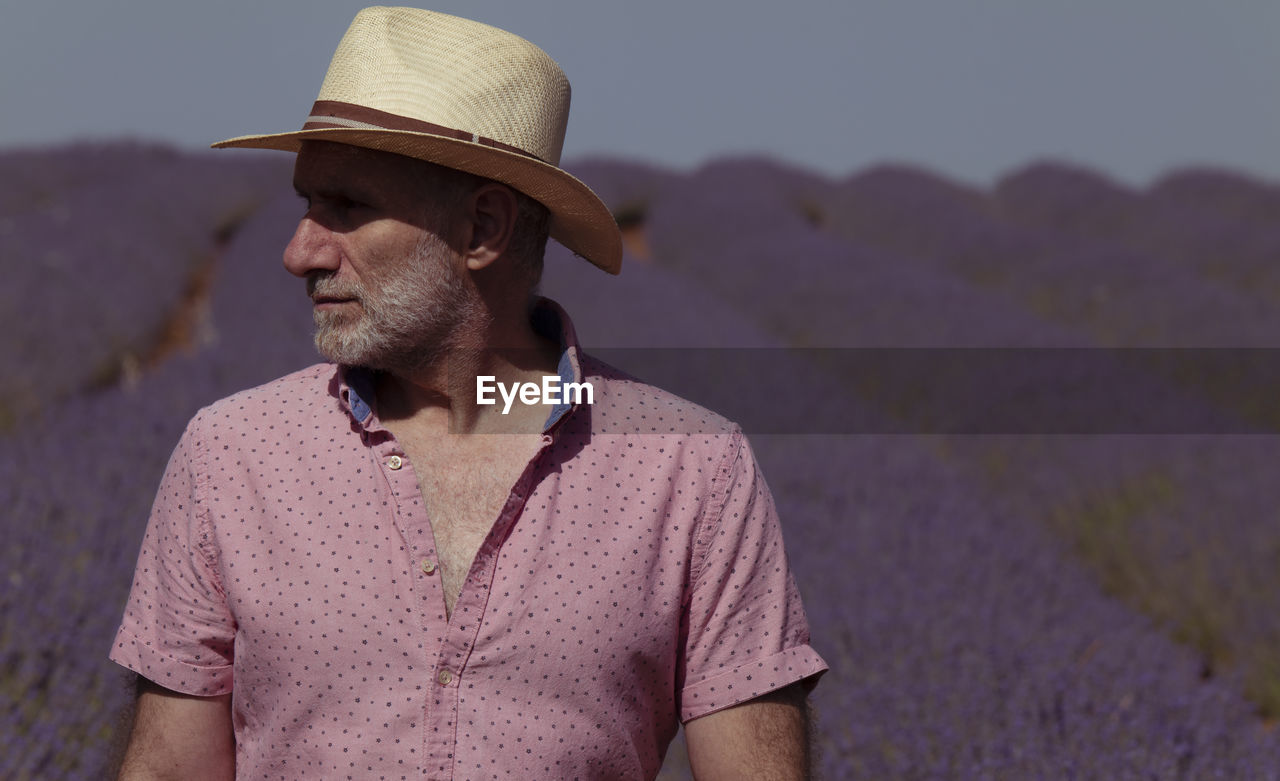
<box><xmin>109</xmin><ymin>626</ymin><xmax>234</xmax><ymax>697</ymax></box>
<box><xmin>680</xmin><ymin>644</ymin><xmax>828</xmax><ymax>723</ymax></box>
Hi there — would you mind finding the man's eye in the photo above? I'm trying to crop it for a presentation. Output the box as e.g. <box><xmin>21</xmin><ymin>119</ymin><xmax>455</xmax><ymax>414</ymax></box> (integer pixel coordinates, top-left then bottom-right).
<box><xmin>298</xmin><ymin>194</ymin><xmax>365</xmax><ymax>216</ymax></box>
<box><xmin>325</xmin><ymin>195</ymin><xmax>367</xmax><ymax>213</ymax></box>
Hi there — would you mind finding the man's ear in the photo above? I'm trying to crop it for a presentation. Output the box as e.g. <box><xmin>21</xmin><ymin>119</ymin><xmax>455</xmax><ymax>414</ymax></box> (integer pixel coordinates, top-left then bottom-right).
<box><xmin>462</xmin><ymin>183</ymin><xmax>519</xmax><ymax>271</ymax></box>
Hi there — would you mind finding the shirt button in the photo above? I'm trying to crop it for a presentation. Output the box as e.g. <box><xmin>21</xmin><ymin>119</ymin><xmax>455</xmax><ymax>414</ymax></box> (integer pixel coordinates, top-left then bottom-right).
<box><xmin>420</xmin><ymin>559</ymin><xmax>437</xmax><ymax>575</ymax></box>
<box><xmin>387</xmin><ymin>455</ymin><xmax>403</xmax><ymax>470</ymax></box>
<box><xmin>438</xmin><ymin>669</ymin><xmax>454</xmax><ymax>686</ymax></box>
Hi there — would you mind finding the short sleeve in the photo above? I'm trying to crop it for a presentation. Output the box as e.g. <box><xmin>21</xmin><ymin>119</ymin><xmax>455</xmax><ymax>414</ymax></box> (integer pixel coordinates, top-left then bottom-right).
<box><xmin>678</xmin><ymin>428</ymin><xmax>827</xmax><ymax>722</ymax></box>
<box><xmin>109</xmin><ymin>413</ymin><xmax>235</xmax><ymax>696</ymax></box>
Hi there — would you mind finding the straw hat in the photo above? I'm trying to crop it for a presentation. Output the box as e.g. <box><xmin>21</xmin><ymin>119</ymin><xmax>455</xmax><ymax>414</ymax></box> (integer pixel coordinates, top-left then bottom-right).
<box><xmin>214</xmin><ymin>6</ymin><xmax>621</xmax><ymax>274</ymax></box>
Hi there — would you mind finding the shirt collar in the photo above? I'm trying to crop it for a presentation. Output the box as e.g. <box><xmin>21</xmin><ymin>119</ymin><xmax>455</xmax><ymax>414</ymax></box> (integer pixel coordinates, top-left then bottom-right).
<box><xmin>335</xmin><ymin>297</ymin><xmax>585</xmax><ymax>434</ymax></box>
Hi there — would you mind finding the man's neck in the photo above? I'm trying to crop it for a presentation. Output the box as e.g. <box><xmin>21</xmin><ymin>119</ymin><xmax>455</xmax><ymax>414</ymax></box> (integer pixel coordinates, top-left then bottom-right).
<box><xmin>374</xmin><ymin>312</ymin><xmax>561</xmax><ymax>437</ymax></box>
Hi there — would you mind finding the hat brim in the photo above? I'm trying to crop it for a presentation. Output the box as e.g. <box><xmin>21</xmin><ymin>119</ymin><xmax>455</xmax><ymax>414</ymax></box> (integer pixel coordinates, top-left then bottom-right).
<box><xmin>213</xmin><ymin>127</ymin><xmax>622</xmax><ymax>274</ymax></box>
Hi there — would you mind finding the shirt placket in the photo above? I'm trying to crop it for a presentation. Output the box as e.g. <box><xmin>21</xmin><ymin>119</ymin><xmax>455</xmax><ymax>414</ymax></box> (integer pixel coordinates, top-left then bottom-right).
<box><xmin>373</xmin><ymin>430</ymin><xmax>556</xmax><ymax>780</ymax></box>
<box><xmin>364</xmin><ymin>434</ymin><xmax>447</xmax><ymax>779</ymax></box>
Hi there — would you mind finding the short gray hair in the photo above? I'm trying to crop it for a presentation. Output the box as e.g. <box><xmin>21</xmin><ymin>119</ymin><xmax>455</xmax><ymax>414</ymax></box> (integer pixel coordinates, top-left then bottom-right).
<box><xmin>507</xmin><ymin>190</ymin><xmax>550</xmax><ymax>291</ymax></box>
<box><xmin>417</xmin><ymin>163</ymin><xmax>550</xmax><ymax>294</ymax></box>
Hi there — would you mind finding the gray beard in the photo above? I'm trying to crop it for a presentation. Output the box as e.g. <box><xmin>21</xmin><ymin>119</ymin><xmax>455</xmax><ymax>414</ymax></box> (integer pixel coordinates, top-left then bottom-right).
<box><xmin>310</xmin><ymin>232</ymin><xmax>483</xmax><ymax>376</ymax></box>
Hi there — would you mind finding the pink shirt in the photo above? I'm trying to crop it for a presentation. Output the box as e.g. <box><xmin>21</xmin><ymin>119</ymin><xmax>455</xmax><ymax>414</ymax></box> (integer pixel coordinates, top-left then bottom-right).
<box><xmin>111</xmin><ymin>301</ymin><xmax>826</xmax><ymax>780</ymax></box>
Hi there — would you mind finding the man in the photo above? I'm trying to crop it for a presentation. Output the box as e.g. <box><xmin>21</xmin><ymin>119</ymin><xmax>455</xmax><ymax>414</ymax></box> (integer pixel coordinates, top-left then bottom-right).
<box><xmin>111</xmin><ymin>8</ymin><xmax>826</xmax><ymax>779</ymax></box>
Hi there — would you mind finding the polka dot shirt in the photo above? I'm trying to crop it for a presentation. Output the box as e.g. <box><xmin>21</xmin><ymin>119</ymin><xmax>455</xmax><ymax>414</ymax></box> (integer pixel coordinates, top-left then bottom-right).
<box><xmin>111</xmin><ymin>300</ymin><xmax>827</xmax><ymax>780</ymax></box>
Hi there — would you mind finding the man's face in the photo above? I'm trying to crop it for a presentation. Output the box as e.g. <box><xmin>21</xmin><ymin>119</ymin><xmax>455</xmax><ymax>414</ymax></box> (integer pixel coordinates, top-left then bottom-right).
<box><xmin>285</xmin><ymin>141</ymin><xmax>481</xmax><ymax>374</ymax></box>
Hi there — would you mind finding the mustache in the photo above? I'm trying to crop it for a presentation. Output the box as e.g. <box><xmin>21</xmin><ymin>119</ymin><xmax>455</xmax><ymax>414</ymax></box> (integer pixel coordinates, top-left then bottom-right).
<box><xmin>307</xmin><ymin>274</ymin><xmax>363</xmax><ymax>301</ymax></box>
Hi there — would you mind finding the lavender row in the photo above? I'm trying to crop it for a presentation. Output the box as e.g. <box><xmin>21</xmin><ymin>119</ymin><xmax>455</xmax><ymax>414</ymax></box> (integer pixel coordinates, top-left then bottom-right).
<box><xmin>0</xmin><ymin>143</ymin><xmax>289</xmax><ymax>427</ymax></box>
<box><xmin>816</xmin><ymin>162</ymin><xmax>1280</xmax><ymax>347</ymax></box>
<box><xmin>996</xmin><ymin>163</ymin><xmax>1280</xmax><ymax>310</ymax></box>
<box><xmin>0</xmin><ymin>185</ymin><xmax>318</xmax><ymax>778</ymax></box>
<box><xmin>640</xmin><ymin>158</ymin><xmax>1083</xmax><ymax>349</ymax></box>
<box><xmin>759</xmin><ymin>435</ymin><xmax>1280</xmax><ymax>779</ymax></box>
<box><xmin>937</xmin><ymin>434</ymin><xmax>1280</xmax><ymax>721</ymax></box>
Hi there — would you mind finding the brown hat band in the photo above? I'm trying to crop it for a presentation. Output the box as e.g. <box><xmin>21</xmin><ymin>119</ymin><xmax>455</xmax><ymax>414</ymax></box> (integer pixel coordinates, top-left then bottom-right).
<box><xmin>302</xmin><ymin>100</ymin><xmax>546</xmax><ymax>163</ymax></box>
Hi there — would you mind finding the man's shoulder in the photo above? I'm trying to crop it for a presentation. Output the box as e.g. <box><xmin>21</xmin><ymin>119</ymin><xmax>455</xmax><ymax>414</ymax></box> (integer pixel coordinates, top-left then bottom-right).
<box><xmin>578</xmin><ymin>352</ymin><xmax>740</xmax><ymax>439</ymax></box>
<box><xmin>193</xmin><ymin>362</ymin><xmax>339</xmax><ymax>427</ymax></box>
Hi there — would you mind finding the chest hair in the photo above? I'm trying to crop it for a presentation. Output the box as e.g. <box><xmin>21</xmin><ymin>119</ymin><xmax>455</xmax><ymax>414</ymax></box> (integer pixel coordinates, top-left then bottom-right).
<box><xmin>401</xmin><ymin>434</ymin><xmax>543</xmax><ymax>617</ymax></box>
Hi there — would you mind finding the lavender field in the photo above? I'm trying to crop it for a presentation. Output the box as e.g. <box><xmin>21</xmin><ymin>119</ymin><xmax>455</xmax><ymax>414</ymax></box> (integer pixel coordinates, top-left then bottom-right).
<box><xmin>3</xmin><ymin>142</ymin><xmax>1280</xmax><ymax>779</ymax></box>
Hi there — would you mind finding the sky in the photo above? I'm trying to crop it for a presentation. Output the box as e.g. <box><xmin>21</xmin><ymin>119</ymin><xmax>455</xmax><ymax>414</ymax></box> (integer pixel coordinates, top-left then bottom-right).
<box><xmin>2</xmin><ymin>0</ymin><xmax>1278</xmax><ymax>188</ymax></box>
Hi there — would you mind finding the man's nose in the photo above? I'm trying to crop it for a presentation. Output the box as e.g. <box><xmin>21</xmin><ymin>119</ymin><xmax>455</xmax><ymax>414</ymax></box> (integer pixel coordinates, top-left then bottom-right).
<box><xmin>283</xmin><ymin>217</ymin><xmax>341</xmax><ymax>278</ymax></box>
